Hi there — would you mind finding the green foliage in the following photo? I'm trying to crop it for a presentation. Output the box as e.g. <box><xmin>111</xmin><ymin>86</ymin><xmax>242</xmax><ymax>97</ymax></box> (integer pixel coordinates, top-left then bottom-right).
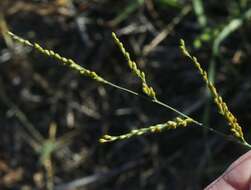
<box><xmin>156</xmin><ymin>0</ymin><xmax>180</xmax><ymax>8</ymax></box>
<box><xmin>110</xmin><ymin>0</ymin><xmax>144</xmax><ymax>26</ymax></box>
<box><xmin>192</xmin><ymin>0</ymin><xmax>207</xmax><ymax>27</ymax></box>
<box><xmin>193</xmin><ymin>27</ymin><xmax>220</xmax><ymax>49</ymax></box>
<box><xmin>212</xmin><ymin>8</ymin><xmax>251</xmax><ymax>57</ymax></box>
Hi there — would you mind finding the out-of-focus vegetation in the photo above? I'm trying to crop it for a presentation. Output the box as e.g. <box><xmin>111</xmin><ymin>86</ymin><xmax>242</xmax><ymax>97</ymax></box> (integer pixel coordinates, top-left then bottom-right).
<box><xmin>0</xmin><ymin>0</ymin><xmax>251</xmax><ymax>189</ymax></box>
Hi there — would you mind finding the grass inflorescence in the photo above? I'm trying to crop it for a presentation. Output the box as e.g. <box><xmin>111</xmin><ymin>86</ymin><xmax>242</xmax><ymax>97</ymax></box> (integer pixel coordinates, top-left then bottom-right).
<box><xmin>8</xmin><ymin>31</ymin><xmax>106</xmax><ymax>83</ymax></box>
<box><xmin>112</xmin><ymin>32</ymin><xmax>157</xmax><ymax>100</ymax></box>
<box><xmin>180</xmin><ymin>39</ymin><xmax>249</xmax><ymax>146</ymax></box>
<box><xmin>99</xmin><ymin>117</ymin><xmax>193</xmax><ymax>143</ymax></box>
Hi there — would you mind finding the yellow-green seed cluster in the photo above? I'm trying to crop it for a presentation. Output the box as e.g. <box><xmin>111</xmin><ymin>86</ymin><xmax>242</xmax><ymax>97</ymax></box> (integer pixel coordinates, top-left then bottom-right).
<box><xmin>112</xmin><ymin>32</ymin><xmax>156</xmax><ymax>100</ymax></box>
<box><xmin>8</xmin><ymin>31</ymin><xmax>105</xmax><ymax>83</ymax></box>
<box><xmin>99</xmin><ymin>117</ymin><xmax>193</xmax><ymax>143</ymax></box>
<box><xmin>179</xmin><ymin>39</ymin><xmax>245</xmax><ymax>142</ymax></box>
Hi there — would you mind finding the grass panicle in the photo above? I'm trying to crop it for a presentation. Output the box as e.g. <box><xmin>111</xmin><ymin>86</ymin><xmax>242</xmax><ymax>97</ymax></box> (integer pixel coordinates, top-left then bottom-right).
<box><xmin>179</xmin><ymin>39</ymin><xmax>247</xmax><ymax>144</ymax></box>
<box><xmin>7</xmin><ymin>31</ymin><xmax>200</xmax><ymax>127</ymax></box>
<box><xmin>10</xmin><ymin>31</ymin><xmax>232</xmax><ymax>146</ymax></box>
<box><xmin>112</xmin><ymin>32</ymin><xmax>157</xmax><ymax>100</ymax></box>
<box><xmin>99</xmin><ymin>117</ymin><xmax>193</xmax><ymax>143</ymax></box>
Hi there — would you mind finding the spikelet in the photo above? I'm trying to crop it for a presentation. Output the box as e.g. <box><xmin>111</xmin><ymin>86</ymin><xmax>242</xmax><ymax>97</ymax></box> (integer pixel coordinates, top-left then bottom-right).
<box><xmin>112</xmin><ymin>32</ymin><xmax>157</xmax><ymax>100</ymax></box>
<box><xmin>179</xmin><ymin>39</ymin><xmax>246</xmax><ymax>142</ymax></box>
<box><xmin>99</xmin><ymin>117</ymin><xmax>193</xmax><ymax>143</ymax></box>
<box><xmin>7</xmin><ymin>31</ymin><xmax>105</xmax><ymax>83</ymax></box>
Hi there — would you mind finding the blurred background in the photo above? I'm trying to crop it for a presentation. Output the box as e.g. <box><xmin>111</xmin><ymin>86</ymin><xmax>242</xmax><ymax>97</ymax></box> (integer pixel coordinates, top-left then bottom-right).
<box><xmin>0</xmin><ymin>0</ymin><xmax>251</xmax><ymax>189</ymax></box>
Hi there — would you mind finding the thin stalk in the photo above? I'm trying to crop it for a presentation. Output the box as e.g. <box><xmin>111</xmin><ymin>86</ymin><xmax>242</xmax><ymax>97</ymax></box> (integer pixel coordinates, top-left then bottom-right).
<box><xmin>104</xmin><ymin>81</ymin><xmax>139</xmax><ymax>96</ymax></box>
<box><xmin>105</xmin><ymin>81</ymin><xmax>202</xmax><ymax>126</ymax></box>
<box><xmin>153</xmin><ymin>99</ymin><xmax>202</xmax><ymax>126</ymax></box>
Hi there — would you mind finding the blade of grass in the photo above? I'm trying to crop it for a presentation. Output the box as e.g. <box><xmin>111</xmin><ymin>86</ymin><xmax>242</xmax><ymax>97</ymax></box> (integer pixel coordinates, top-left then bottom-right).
<box><xmin>192</xmin><ymin>0</ymin><xmax>207</xmax><ymax>28</ymax></box>
<box><xmin>110</xmin><ymin>0</ymin><xmax>144</xmax><ymax>26</ymax></box>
